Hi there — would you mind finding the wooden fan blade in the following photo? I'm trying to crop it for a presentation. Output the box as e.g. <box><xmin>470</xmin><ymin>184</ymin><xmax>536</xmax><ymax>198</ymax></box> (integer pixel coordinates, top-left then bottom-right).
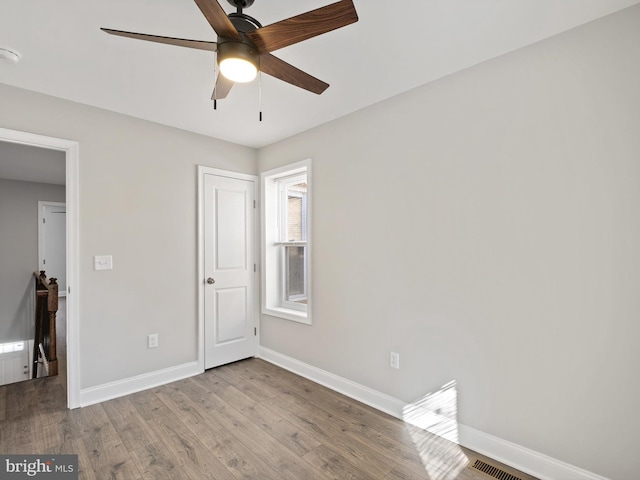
<box><xmin>260</xmin><ymin>54</ymin><xmax>329</xmax><ymax>95</ymax></box>
<box><xmin>101</xmin><ymin>28</ymin><xmax>218</xmax><ymax>51</ymax></box>
<box><xmin>212</xmin><ymin>74</ymin><xmax>234</xmax><ymax>99</ymax></box>
<box><xmin>193</xmin><ymin>0</ymin><xmax>241</xmax><ymax>41</ymax></box>
<box><xmin>246</xmin><ymin>0</ymin><xmax>358</xmax><ymax>54</ymax></box>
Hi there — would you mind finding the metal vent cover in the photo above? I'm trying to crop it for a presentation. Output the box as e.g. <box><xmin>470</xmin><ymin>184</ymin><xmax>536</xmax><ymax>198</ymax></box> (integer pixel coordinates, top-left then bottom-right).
<box><xmin>469</xmin><ymin>459</ymin><xmax>523</xmax><ymax>480</ymax></box>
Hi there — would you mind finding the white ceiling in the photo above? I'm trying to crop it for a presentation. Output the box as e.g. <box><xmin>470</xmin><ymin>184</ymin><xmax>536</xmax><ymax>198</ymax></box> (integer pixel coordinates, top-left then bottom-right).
<box><xmin>0</xmin><ymin>141</ymin><xmax>65</xmax><ymax>185</ymax></box>
<box><xmin>1</xmin><ymin>0</ymin><xmax>639</xmax><ymax>148</ymax></box>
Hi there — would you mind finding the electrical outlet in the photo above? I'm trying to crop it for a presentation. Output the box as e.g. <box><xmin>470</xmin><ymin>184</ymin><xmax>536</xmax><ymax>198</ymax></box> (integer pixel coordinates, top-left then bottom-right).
<box><xmin>148</xmin><ymin>333</ymin><xmax>159</xmax><ymax>349</ymax></box>
<box><xmin>390</xmin><ymin>351</ymin><xmax>400</xmax><ymax>369</ymax></box>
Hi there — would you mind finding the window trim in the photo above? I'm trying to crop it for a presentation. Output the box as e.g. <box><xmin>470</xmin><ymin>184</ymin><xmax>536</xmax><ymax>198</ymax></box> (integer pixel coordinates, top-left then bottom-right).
<box><xmin>260</xmin><ymin>159</ymin><xmax>312</xmax><ymax>324</ymax></box>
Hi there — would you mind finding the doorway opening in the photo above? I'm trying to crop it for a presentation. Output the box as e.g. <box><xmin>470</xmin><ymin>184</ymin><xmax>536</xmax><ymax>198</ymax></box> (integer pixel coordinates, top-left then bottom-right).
<box><xmin>0</xmin><ymin>127</ymin><xmax>79</xmax><ymax>408</ymax></box>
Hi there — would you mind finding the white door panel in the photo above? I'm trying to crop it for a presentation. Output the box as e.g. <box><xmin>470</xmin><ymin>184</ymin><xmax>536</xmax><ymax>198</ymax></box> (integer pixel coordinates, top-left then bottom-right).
<box><xmin>39</xmin><ymin>202</ymin><xmax>66</xmax><ymax>295</ymax></box>
<box><xmin>204</xmin><ymin>173</ymin><xmax>256</xmax><ymax>369</ymax></box>
<box><xmin>216</xmin><ymin>287</ymin><xmax>247</xmax><ymax>344</ymax></box>
<box><xmin>215</xmin><ymin>189</ymin><xmax>248</xmax><ymax>270</ymax></box>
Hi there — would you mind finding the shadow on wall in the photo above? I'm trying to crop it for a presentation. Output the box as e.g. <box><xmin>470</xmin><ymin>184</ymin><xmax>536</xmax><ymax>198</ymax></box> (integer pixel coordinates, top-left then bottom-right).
<box><xmin>4</xmin><ymin>278</ymin><xmax>35</xmax><ymax>342</ymax></box>
<box><xmin>403</xmin><ymin>381</ymin><xmax>468</xmax><ymax>479</ymax></box>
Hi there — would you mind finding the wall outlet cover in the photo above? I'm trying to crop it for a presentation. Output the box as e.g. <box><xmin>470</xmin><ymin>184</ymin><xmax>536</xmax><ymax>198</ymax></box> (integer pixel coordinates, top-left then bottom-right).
<box><xmin>148</xmin><ymin>334</ymin><xmax>159</xmax><ymax>349</ymax></box>
<box><xmin>390</xmin><ymin>352</ymin><xmax>400</xmax><ymax>369</ymax></box>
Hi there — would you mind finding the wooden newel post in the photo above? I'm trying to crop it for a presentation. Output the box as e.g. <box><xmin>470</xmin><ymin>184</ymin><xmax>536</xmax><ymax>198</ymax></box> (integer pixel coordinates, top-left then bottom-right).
<box><xmin>33</xmin><ymin>271</ymin><xmax>59</xmax><ymax>378</ymax></box>
<box><xmin>47</xmin><ymin>277</ymin><xmax>59</xmax><ymax>376</ymax></box>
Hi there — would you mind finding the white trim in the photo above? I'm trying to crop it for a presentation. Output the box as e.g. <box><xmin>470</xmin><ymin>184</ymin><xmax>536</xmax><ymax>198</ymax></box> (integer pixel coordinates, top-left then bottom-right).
<box><xmin>0</xmin><ymin>127</ymin><xmax>80</xmax><ymax>409</ymax></box>
<box><xmin>79</xmin><ymin>361</ymin><xmax>200</xmax><ymax>407</ymax></box>
<box><xmin>260</xmin><ymin>159</ymin><xmax>312</xmax><ymax>324</ymax></box>
<box><xmin>258</xmin><ymin>346</ymin><xmax>404</xmax><ymax>418</ymax></box>
<box><xmin>198</xmin><ymin>166</ymin><xmax>257</xmax><ymax>183</ymax></box>
<box><xmin>197</xmin><ymin>167</ymin><xmax>206</xmax><ymax>374</ymax></box>
<box><xmin>262</xmin><ymin>307</ymin><xmax>311</xmax><ymax>325</ymax></box>
<box><xmin>258</xmin><ymin>346</ymin><xmax>609</xmax><ymax>480</ymax></box>
<box><xmin>457</xmin><ymin>425</ymin><xmax>609</xmax><ymax>480</ymax></box>
<box><xmin>197</xmin><ymin>165</ymin><xmax>259</xmax><ymax>372</ymax></box>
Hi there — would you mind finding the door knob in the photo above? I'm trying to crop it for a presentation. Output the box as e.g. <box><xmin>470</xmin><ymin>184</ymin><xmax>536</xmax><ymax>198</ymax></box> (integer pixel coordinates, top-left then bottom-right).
<box><xmin>206</xmin><ymin>277</ymin><xmax>216</xmax><ymax>285</ymax></box>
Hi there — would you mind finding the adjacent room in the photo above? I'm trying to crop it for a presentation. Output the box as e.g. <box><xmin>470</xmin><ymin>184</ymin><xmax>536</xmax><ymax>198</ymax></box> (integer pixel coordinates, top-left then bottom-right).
<box><xmin>1</xmin><ymin>1</ymin><xmax>639</xmax><ymax>479</ymax></box>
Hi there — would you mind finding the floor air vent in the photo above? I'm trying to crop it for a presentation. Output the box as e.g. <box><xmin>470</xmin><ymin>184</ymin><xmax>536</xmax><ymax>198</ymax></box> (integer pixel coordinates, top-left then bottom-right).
<box><xmin>469</xmin><ymin>459</ymin><xmax>523</xmax><ymax>480</ymax></box>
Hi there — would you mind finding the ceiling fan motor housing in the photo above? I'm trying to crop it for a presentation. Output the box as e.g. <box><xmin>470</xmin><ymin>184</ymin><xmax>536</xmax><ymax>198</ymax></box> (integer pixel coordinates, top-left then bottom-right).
<box><xmin>216</xmin><ymin>39</ymin><xmax>259</xmax><ymax>69</ymax></box>
<box><xmin>227</xmin><ymin>0</ymin><xmax>255</xmax><ymax>8</ymax></box>
<box><xmin>228</xmin><ymin>12</ymin><xmax>261</xmax><ymax>32</ymax></box>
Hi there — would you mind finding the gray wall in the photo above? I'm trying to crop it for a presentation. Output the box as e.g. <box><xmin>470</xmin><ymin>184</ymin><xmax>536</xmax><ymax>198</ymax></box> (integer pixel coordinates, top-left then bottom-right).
<box><xmin>258</xmin><ymin>6</ymin><xmax>640</xmax><ymax>480</ymax></box>
<box><xmin>0</xmin><ymin>179</ymin><xmax>65</xmax><ymax>341</ymax></box>
<box><xmin>0</xmin><ymin>83</ymin><xmax>257</xmax><ymax>388</ymax></box>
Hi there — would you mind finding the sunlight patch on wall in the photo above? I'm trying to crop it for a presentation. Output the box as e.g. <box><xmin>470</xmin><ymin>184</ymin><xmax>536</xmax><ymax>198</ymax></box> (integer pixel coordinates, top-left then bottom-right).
<box><xmin>402</xmin><ymin>380</ymin><xmax>468</xmax><ymax>479</ymax></box>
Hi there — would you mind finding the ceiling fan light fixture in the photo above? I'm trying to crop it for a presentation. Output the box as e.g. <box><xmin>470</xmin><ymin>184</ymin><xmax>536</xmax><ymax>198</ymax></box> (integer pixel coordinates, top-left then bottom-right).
<box><xmin>220</xmin><ymin>57</ymin><xmax>257</xmax><ymax>82</ymax></box>
<box><xmin>217</xmin><ymin>41</ymin><xmax>258</xmax><ymax>83</ymax></box>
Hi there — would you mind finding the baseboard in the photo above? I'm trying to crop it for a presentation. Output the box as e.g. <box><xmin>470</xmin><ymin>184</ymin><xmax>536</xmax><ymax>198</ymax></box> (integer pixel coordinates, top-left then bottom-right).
<box><xmin>258</xmin><ymin>346</ymin><xmax>405</xmax><ymax>418</ymax></box>
<box><xmin>458</xmin><ymin>425</ymin><xmax>608</xmax><ymax>480</ymax></box>
<box><xmin>79</xmin><ymin>361</ymin><xmax>201</xmax><ymax>407</ymax></box>
<box><xmin>258</xmin><ymin>347</ymin><xmax>608</xmax><ymax>480</ymax></box>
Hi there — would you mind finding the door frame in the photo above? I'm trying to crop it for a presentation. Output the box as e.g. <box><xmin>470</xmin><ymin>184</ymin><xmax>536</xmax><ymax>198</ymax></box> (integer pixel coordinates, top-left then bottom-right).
<box><xmin>38</xmin><ymin>201</ymin><xmax>67</xmax><ymax>296</ymax></box>
<box><xmin>197</xmin><ymin>166</ymin><xmax>259</xmax><ymax>372</ymax></box>
<box><xmin>0</xmin><ymin>127</ymin><xmax>80</xmax><ymax>408</ymax></box>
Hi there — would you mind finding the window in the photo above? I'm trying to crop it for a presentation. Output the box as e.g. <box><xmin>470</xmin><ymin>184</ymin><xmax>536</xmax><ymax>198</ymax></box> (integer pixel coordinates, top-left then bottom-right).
<box><xmin>279</xmin><ymin>175</ymin><xmax>307</xmax><ymax>309</ymax></box>
<box><xmin>261</xmin><ymin>160</ymin><xmax>311</xmax><ymax>324</ymax></box>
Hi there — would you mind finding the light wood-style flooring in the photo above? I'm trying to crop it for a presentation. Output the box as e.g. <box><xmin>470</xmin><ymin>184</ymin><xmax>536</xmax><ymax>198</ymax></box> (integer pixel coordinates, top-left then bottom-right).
<box><xmin>0</xmin><ymin>353</ymin><xmax>538</xmax><ymax>480</ymax></box>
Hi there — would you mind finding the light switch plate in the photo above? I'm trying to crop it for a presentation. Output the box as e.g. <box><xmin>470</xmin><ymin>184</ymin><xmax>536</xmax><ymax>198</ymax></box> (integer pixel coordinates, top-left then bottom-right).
<box><xmin>94</xmin><ymin>255</ymin><xmax>113</xmax><ymax>271</ymax></box>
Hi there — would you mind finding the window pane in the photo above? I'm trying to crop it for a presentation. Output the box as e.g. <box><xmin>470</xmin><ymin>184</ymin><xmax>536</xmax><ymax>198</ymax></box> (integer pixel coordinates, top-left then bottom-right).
<box><xmin>286</xmin><ymin>182</ymin><xmax>307</xmax><ymax>241</ymax></box>
<box><xmin>285</xmin><ymin>245</ymin><xmax>306</xmax><ymax>303</ymax></box>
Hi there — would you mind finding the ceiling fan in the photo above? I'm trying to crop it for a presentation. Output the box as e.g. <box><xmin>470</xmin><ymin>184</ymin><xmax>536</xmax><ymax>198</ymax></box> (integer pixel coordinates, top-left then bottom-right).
<box><xmin>102</xmin><ymin>0</ymin><xmax>359</xmax><ymax>103</ymax></box>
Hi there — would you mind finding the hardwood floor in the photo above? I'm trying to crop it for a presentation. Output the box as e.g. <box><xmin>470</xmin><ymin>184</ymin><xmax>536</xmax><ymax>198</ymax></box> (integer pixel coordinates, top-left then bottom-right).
<box><xmin>0</xmin><ymin>357</ymin><xmax>537</xmax><ymax>480</ymax></box>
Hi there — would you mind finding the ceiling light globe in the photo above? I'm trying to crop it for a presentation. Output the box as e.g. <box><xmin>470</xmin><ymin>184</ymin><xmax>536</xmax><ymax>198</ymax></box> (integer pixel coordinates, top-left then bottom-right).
<box><xmin>220</xmin><ymin>57</ymin><xmax>257</xmax><ymax>83</ymax></box>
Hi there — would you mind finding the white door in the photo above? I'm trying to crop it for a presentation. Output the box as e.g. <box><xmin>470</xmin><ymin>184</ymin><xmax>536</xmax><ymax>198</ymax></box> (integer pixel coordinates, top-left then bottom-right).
<box><xmin>39</xmin><ymin>202</ymin><xmax>66</xmax><ymax>295</ymax></box>
<box><xmin>203</xmin><ymin>172</ymin><xmax>257</xmax><ymax>369</ymax></box>
<box><xmin>0</xmin><ymin>344</ymin><xmax>29</xmax><ymax>386</ymax></box>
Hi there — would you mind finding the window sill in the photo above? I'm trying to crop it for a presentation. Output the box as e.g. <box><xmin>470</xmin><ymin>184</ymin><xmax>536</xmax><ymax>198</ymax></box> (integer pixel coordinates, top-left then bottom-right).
<box><xmin>262</xmin><ymin>307</ymin><xmax>311</xmax><ymax>325</ymax></box>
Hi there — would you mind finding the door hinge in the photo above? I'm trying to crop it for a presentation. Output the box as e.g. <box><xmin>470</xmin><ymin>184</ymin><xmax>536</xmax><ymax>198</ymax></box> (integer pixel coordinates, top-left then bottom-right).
<box><xmin>68</xmin><ymin>287</ymin><xmax>71</xmax><ymax>294</ymax></box>
<box><xmin>254</xmin><ymin>327</ymin><xmax>257</xmax><ymax>336</ymax></box>
<box><xmin>43</xmin><ymin>218</ymin><xmax>46</xmax><ymax>223</ymax></box>
<box><xmin>253</xmin><ymin>200</ymin><xmax>256</xmax><ymax>209</ymax></box>
<box><xmin>254</xmin><ymin>264</ymin><xmax>256</xmax><ymax>273</ymax></box>
<box><xmin>43</xmin><ymin>259</ymin><xmax>46</xmax><ymax>265</ymax></box>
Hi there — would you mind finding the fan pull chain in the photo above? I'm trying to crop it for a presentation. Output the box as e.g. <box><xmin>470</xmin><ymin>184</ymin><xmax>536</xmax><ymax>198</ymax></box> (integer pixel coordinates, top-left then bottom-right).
<box><xmin>259</xmin><ymin>71</ymin><xmax>263</xmax><ymax>122</ymax></box>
